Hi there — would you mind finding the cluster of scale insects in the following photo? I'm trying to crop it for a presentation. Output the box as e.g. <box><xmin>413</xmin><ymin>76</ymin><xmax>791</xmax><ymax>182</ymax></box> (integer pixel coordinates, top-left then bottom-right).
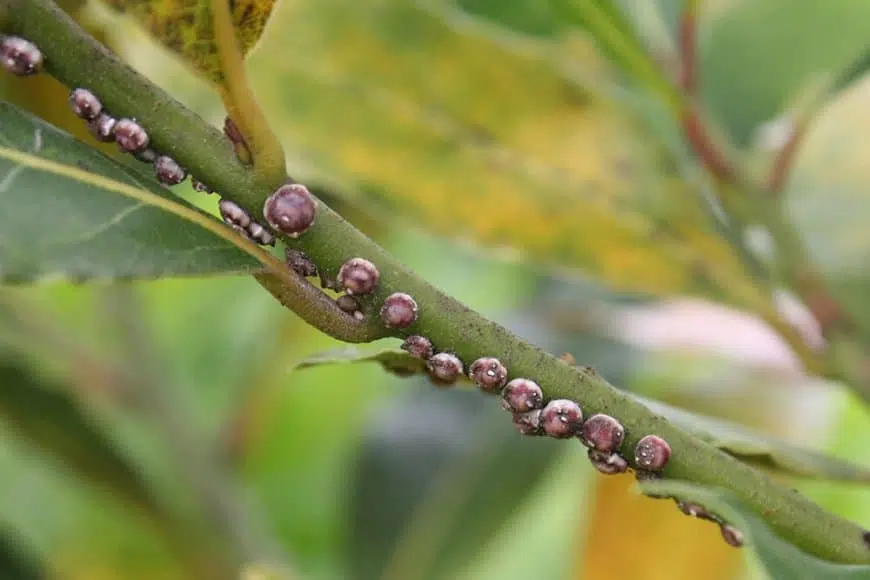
<box><xmin>2</xmin><ymin>33</ymin><xmax>744</xmax><ymax>550</ymax></box>
<box><xmin>69</xmin><ymin>83</ymin><xmax>282</xmax><ymax>246</ymax></box>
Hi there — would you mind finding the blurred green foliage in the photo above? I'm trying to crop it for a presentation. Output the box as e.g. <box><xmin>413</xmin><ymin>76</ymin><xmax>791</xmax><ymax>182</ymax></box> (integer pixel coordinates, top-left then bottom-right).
<box><xmin>2</xmin><ymin>1</ymin><xmax>870</xmax><ymax>579</ymax></box>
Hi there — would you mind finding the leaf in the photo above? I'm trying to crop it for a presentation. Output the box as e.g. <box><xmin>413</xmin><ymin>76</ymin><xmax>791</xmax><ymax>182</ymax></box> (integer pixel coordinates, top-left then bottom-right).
<box><xmin>245</xmin><ymin>343</ymin><xmax>416</xmax><ymax>577</ymax></box>
<box><xmin>450</xmin><ymin>447</ymin><xmax>590</xmax><ymax>580</ymax></box>
<box><xmin>782</xmin><ymin>79</ymin><xmax>870</xmax><ymax>331</ymax></box>
<box><xmin>296</xmin><ymin>347</ymin><xmax>446</xmax><ymax>381</ymax></box>
<box><xmin>639</xmin><ymin>480</ymin><xmax>870</xmax><ymax>580</ymax></box>
<box><xmin>700</xmin><ymin>0</ymin><xmax>870</xmax><ymax>145</ymax></box>
<box><xmin>99</xmin><ymin>0</ymin><xmax>276</xmax><ymax>84</ymax></box>
<box><xmin>0</xmin><ymin>529</ymin><xmax>45</xmax><ymax>580</ymax></box>
<box><xmin>242</xmin><ymin>0</ymin><xmax>760</xmax><ymax>301</ymax></box>
<box><xmin>833</xmin><ymin>45</ymin><xmax>870</xmax><ymax>96</ymax></box>
<box><xmin>346</xmin><ymin>387</ymin><xmax>564</xmax><ymax>580</ymax></box>
<box><xmin>0</xmin><ymin>101</ymin><xmax>261</xmax><ymax>283</ymax></box>
<box><xmin>297</xmin><ymin>347</ymin><xmax>870</xmax><ymax>482</ymax></box>
<box><xmin>634</xmin><ymin>394</ymin><xmax>870</xmax><ymax>483</ymax></box>
<box><xmin>0</xmin><ymin>355</ymin><xmax>162</xmax><ymax>516</ymax></box>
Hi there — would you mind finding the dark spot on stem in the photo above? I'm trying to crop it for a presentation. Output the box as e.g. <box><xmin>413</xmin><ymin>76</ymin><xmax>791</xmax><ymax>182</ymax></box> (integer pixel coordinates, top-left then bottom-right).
<box><xmin>863</xmin><ymin>530</ymin><xmax>870</xmax><ymax>548</ymax></box>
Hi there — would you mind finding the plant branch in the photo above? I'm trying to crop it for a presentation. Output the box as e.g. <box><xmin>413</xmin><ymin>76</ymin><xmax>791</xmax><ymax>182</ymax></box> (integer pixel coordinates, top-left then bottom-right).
<box><xmin>677</xmin><ymin>0</ymin><xmax>699</xmax><ymax>93</ymax></box>
<box><xmin>765</xmin><ymin>122</ymin><xmax>806</xmax><ymax>194</ymax></box>
<box><xmin>671</xmin><ymin>2</ymin><xmax>870</xmax><ymax>404</ymax></box>
<box><xmin>676</xmin><ymin>1</ymin><xmax>734</xmax><ymax>181</ymax></box>
<box><xmin>576</xmin><ymin>0</ymin><xmax>828</xmax><ymax>379</ymax></box>
<box><xmin>654</xmin><ymin>2</ymin><xmax>834</xmax><ymax>379</ymax></box>
<box><xmin>5</xmin><ymin>0</ymin><xmax>870</xmax><ymax>564</ymax></box>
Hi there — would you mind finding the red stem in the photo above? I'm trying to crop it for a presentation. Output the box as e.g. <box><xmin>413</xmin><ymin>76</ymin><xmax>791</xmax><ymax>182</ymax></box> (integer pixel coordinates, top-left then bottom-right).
<box><xmin>678</xmin><ymin>7</ymin><xmax>732</xmax><ymax>180</ymax></box>
<box><xmin>678</xmin><ymin>8</ymin><xmax>696</xmax><ymax>92</ymax></box>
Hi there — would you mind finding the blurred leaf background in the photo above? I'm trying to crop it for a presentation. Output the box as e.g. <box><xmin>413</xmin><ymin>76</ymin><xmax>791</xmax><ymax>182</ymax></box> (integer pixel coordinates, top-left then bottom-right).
<box><xmin>2</xmin><ymin>0</ymin><xmax>870</xmax><ymax>579</ymax></box>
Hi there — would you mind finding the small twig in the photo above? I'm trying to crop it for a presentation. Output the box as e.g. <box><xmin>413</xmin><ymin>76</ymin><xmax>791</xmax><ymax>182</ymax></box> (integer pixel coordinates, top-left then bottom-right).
<box><xmin>254</xmin><ymin>270</ymin><xmax>389</xmax><ymax>343</ymax></box>
<box><xmin>677</xmin><ymin>1</ymin><xmax>732</xmax><ymax>181</ymax></box>
<box><xmin>671</xmin><ymin>4</ymin><xmax>832</xmax><ymax>376</ymax></box>
<box><xmin>762</xmin><ymin>78</ymin><xmax>832</xmax><ymax>197</ymax></box>
<box><xmin>212</xmin><ymin>0</ymin><xmax>286</xmax><ymax>189</ymax></box>
<box><xmin>669</xmin><ymin>3</ymin><xmax>870</xmax><ymax>405</ymax></box>
<box><xmin>101</xmin><ymin>285</ymin><xmax>293</xmax><ymax>576</ymax></box>
<box><xmin>677</xmin><ymin>3</ymin><xmax>697</xmax><ymax>93</ymax></box>
<box><xmin>765</xmin><ymin>122</ymin><xmax>806</xmax><ymax>194</ymax></box>
<box><xmin>0</xmin><ymin>291</ymin><xmax>253</xmax><ymax>579</ymax></box>
<box><xmin>0</xmin><ymin>290</ymin><xmax>130</xmax><ymax>401</ymax></box>
<box><xmin>679</xmin><ymin>105</ymin><xmax>733</xmax><ymax>181</ymax></box>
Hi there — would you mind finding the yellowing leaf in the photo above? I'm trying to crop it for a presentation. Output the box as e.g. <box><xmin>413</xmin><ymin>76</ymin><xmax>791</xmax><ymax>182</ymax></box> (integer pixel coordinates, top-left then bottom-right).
<box><xmin>247</xmin><ymin>0</ymin><xmax>762</xmax><ymax>300</ymax></box>
<box><xmin>578</xmin><ymin>475</ymin><xmax>742</xmax><ymax>580</ymax></box>
<box><xmin>98</xmin><ymin>0</ymin><xmax>275</xmax><ymax>83</ymax></box>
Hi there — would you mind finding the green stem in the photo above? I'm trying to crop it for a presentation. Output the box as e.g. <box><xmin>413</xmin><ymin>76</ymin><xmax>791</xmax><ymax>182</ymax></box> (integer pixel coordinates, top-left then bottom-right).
<box><xmin>211</xmin><ymin>0</ymin><xmax>286</xmax><ymax>189</ymax></box>
<box><xmin>573</xmin><ymin>0</ymin><xmax>681</xmax><ymax>114</ymax></box>
<box><xmin>5</xmin><ymin>0</ymin><xmax>870</xmax><ymax>564</ymax></box>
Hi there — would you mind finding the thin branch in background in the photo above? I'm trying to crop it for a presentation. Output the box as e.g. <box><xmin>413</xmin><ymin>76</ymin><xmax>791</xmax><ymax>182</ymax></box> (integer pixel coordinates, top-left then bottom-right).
<box><xmin>676</xmin><ymin>0</ymin><xmax>733</xmax><ymax>181</ymax></box>
<box><xmin>677</xmin><ymin>3</ymin><xmax>697</xmax><ymax>93</ymax></box>
<box><xmin>218</xmin><ymin>310</ymin><xmax>304</xmax><ymax>465</ymax></box>
<box><xmin>570</xmin><ymin>0</ymin><xmax>870</xmax><ymax>404</ymax></box>
<box><xmin>671</xmin><ymin>3</ymin><xmax>822</xmax><ymax>370</ymax></box>
<box><xmin>762</xmin><ymin>76</ymin><xmax>833</xmax><ymax>196</ymax></box>
<box><xmin>0</xmin><ymin>289</ymin><xmax>132</xmax><ymax>402</ymax></box>
<box><xmin>101</xmin><ymin>285</ymin><xmax>294</xmax><ymax>577</ymax></box>
<box><xmin>669</xmin><ymin>3</ymin><xmax>870</xmax><ymax>404</ymax></box>
<box><xmin>768</xmin><ymin>42</ymin><xmax>870</xmax><ymax>199</ymax></box>
<box><xmin>0</xmin><ymin>291</ymin><xmax>261</xmax><ymax>579</ymax></box>
<box><xmin>764</xmin><ymin>122</ymin><xmax>805</xmax><ymax>194</ymax></box>
<box><xmin>673</xmin><ymin>4</ymin><xmax>834</xmax><ymax>337</ymax></box>
<box><xmin>679</xmin><ymin>105</ymin><xmax>733</xmax><ymax>181</ymax></box>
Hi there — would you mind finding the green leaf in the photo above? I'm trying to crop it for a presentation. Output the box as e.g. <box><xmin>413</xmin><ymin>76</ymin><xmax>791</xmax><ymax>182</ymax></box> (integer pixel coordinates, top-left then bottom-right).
<box><xmin>243</xmin><ymin>0</ymin><xmax>761</xmax><ymax>301</ymax></box>
<box><xmin>783</xmin><ymin>79</ymin><xmax>870</xmax><ymax>332</ymax></box>
<box><xmin>700</xmin><ymin>0</ymin><xmax>870</xmax><ymax>145</ymax></box>
<box><xmin>296</xmin><ymin>347</ymin><xmax>448</xmax><ymax>382</ymax></box>
<box><xmin>639</xmin><ymin>480</ymin><xmax>870</xmax><ymax>580</ymax></box>
<box><xmin>0</xmin><ymin>101</ymin><xmax>261</xmax><ymax>283</ymax></box>
<box><xmin>0</xmin><ymin>529</ymin><xmax>45</xmax><ymax>580</ymax></box>
<box><xmin>829</xmin><ymin>45</ymin><xmax>870</xmax><ymax>97</ymax></box>
<box><xmin>0</xmin><ymin>355</ymin><xmax>162</xmax><ymax>515</ymax></box>
<box><xmin>98</xmin><ymin>0</ymin><xmax>277</xmax><ymax>84</ymax></box>
<box><xmin>633</xmin><ymin>394</ymin><xmax>870</xmax><ymax>483</ymax></box>
<box><xmin>346</xmin><ymin>388</ymin><xmax>564</xmax><ymax>580</ymax></box>
<box><xmin>448</xmin><ymin>447</ymin><xmax>590</xmax><ymax>580</ymax></box>
<box><xmin>297</xmin><ymin>347</ymin><xmax>870</xmax><ymax>483</ymax></box>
